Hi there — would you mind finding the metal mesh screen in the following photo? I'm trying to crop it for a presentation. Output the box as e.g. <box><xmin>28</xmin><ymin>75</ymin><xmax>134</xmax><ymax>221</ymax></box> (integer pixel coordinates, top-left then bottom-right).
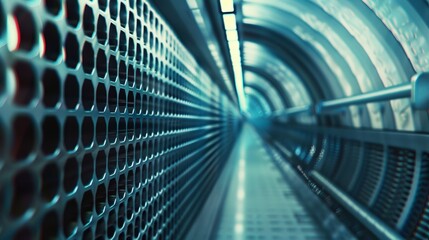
<box><xmin>0</xmin><ymin>0</ymin><xmax>240</xmax><ymax>239</ymax></box>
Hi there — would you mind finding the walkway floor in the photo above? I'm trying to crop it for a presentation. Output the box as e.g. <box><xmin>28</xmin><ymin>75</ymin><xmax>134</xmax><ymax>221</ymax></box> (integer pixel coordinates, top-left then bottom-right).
<box><xmin>214</xmin><ymin>124</ymin><xmax>327</xmax><ymax>240</ymax></box>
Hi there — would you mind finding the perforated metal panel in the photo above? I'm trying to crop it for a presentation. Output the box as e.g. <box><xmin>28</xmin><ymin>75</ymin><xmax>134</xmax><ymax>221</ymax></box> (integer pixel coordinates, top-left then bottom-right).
<box><xmin>372</xmin><ymin>147</ymin><xmax>416</xmax><ymax>227</ymax></box>
<box><xmin>0</xmin><ymin>0</ymin><xmax>240</xmax><ymax>239</ymax></box>
<box><xmin>404</xmin><ymin>152</ymin><xmax>429</xmax><ymax>239</ymax></box>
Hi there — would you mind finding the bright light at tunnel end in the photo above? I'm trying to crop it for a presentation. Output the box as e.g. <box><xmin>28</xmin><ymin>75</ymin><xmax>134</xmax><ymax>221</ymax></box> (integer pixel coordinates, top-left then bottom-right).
<box><xmin>220</xmin><ymin>0</ymin><xmax>247</xmax><ymax>112</ymax></box>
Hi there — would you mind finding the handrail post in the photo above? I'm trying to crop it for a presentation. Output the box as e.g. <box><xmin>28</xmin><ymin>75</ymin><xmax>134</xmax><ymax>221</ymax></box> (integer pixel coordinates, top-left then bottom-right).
<box><xmin>412</xmin><ymin>72</ymin><xmax>429</xmax><ymax>110</ymax></box>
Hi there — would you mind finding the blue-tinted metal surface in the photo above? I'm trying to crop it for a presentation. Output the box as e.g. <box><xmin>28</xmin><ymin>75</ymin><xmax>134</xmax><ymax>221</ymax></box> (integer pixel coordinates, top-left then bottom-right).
<box><xmin>2</xmin><ymin>0</ymin><xmax>429</xmax><ymax>239</ymax></box>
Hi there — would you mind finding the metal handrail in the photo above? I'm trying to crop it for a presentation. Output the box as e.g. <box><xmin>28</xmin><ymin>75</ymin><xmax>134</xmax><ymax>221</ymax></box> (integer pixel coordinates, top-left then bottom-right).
<box><xmin>317</xmin><ymin>84</ymin><xmax>411</xmax><ymax>113</ymax></box>
<box><xmin>270</xmin><ymin>72</ymin><xmax>429</xmax><ymax>120</ymax></box>
<box><xmin>311</xmin><ymin>172</ymin><xmax>403</xmax><ymax>240</ymax></box>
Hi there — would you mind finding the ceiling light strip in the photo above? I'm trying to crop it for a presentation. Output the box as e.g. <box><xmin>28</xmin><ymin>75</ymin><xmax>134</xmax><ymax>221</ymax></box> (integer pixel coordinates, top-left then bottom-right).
<box><xmin>219</xmin><ymin>0</ymin><xmax>246</xmax><ymax>111</ymax></box>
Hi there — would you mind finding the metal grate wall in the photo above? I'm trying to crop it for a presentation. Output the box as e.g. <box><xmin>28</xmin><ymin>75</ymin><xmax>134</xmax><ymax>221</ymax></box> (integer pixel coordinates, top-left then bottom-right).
<box><xmin>262</xmin><ymin>121</ymin><xmax>429</xmax><ymax>239</ymax></box>
<box><xmin>0</xmin><ymin>0</ymin><xmax>240</xmax><ymax>239</ymax></box>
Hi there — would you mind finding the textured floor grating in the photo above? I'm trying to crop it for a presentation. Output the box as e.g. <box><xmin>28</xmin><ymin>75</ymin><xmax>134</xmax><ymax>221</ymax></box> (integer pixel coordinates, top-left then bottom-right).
<box><xmin>215</xmin><ymin>125</ymin><xmax>327</xmax><ymax>240</ymax></box>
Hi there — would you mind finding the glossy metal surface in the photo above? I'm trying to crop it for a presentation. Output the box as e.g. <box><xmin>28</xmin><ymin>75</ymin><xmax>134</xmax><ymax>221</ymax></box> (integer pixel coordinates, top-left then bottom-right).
<box><xmin>2</xmin><ymin>0</ymin><xmax>429</xmax><ymax>239</ymax></box>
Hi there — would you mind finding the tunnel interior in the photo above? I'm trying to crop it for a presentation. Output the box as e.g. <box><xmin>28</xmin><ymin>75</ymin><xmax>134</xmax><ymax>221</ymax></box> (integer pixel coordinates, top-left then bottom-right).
<box><xmin>1</xmin><ymin>0</ymin><xmax>429</xmax><ymax>239</ymax></box>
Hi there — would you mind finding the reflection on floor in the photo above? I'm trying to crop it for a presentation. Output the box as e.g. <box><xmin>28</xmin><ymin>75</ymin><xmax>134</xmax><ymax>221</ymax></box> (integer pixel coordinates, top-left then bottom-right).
<box><xmin>215</xmin><ymin>125</ymin><xmax>327</xmax><ymax>240</ymax></box>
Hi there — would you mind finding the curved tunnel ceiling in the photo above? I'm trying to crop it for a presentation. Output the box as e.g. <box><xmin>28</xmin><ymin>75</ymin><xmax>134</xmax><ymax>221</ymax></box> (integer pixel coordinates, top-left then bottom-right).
<box><xmin>243</xmin><ymin>71</ymin><xmax>283</xmax><ymax>112</ymax></box>
<box><xmin>243</xmin><ymin>42</ymin><xmax>312</xmax><ymax>108</ymax></box>
<box><xmin>238</xmin><ymin>0</ymin><xmax>429</xmax><ymax>131</ymax></box>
